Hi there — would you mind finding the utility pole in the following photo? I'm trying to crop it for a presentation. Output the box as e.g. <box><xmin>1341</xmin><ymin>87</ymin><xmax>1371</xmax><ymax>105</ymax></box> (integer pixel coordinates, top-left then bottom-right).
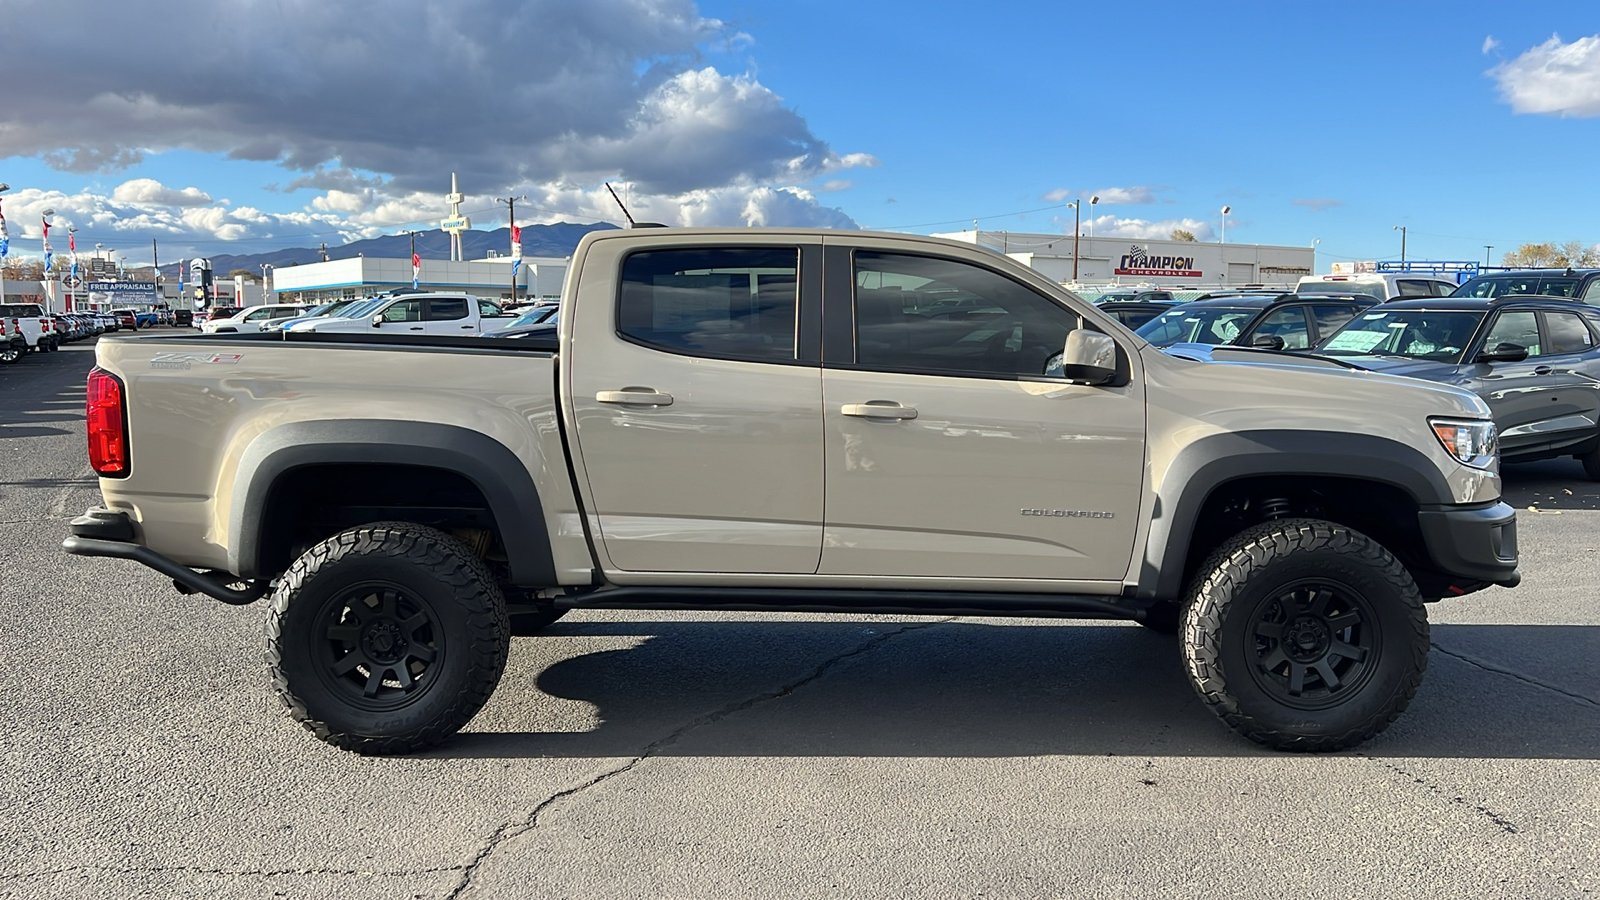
<box><xmin>496</xmin><ymin>196</ymin><xmax>526</xmax><ymax>303</ymax></box>
<box><xmin>1484</xmin><ymin>245</ymin><xmax>1493</xmax><ymax>267</ymax></box>
<box><xmin>1393</xmin><ymin>225</ymin><xmax>1407</xmax><ymax>262</ymax></box>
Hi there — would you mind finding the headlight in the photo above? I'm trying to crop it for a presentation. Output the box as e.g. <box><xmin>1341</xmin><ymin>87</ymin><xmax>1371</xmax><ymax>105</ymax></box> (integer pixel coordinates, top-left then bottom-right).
<box><xmin>1429</xmin><ymin>417</ymin><xmax>1497</xmax><ymax>469</ymax></box>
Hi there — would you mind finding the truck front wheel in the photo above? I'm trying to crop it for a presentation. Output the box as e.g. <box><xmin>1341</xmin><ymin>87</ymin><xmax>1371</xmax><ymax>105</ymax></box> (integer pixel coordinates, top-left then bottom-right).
<box><xmin>266</xmin><ymin>521</ymin><xmax>511</xmax><ymax>754</ymax></box>
<box><xmin>1181</xmin><ymin>518</ymin><xmax>1428</xmax><ymax>752</ymax></box>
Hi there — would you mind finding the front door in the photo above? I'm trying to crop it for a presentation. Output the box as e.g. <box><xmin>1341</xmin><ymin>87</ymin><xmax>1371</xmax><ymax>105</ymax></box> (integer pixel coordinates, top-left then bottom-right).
<box><xmin>818</xmin><ymin>243</ymin><xmax>1145</xmax><ymax>581</ymax></box>
<box><xmin>567</xmin><ymin>240</ymin><xmax>825</xmax><ymax>573</ymax></box>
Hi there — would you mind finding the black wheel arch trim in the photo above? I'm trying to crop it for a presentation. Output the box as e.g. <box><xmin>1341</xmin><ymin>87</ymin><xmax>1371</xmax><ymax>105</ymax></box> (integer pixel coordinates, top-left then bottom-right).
<box><xmin>230</xmin><ymin>420</ymin><xmax>556</xmax><ymax>585</ymax></box>
<box><xmin>1135</xmin><ymin>430</ymin><xmax>1457</xmax><ymax>602</ymax></box>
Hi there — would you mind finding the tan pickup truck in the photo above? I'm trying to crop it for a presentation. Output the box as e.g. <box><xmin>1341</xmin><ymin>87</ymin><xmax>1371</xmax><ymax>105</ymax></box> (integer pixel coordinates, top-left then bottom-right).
<box><xmin>64</xmin><ymin>228</ymin><xmax>1520</xmax><ymax>755</ymax></box>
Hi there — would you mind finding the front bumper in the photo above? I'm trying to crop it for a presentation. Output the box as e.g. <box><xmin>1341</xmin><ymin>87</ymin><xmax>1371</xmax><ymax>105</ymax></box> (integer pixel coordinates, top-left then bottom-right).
<box><xmin>1418</xmin><ymin>501</ymin><xmax>1520</xmax><ymax>588</ymax></box>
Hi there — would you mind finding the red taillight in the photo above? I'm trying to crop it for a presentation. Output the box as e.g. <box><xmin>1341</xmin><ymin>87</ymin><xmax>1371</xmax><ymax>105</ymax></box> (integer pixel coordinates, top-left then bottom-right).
<box><xmin>87</xmin><ymin>367</ymin><xmax>130</xmax><ymax>477</ymax></box>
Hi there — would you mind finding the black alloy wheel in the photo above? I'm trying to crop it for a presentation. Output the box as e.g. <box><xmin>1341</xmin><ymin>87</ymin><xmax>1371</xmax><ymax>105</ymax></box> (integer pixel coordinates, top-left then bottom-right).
<box><xmin>1244</xmin><ymin>581</ymin><xmax>1377</xmax><ymax>708</ymax></box>
<box><xmin>314</xmin><ymin>583</ymin><xmax>443</xmax><ymax>707</ymax></box>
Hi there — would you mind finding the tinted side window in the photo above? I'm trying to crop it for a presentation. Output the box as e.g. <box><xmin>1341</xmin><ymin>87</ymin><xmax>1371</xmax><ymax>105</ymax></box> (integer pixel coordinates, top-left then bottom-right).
<box><xmin>425</xmin><ymin>298</ymin><xmax>468</xmax><ymax>321</ymax></box>
<box><xmin>1536</xmin><ymin>278</ymin><xmax>1581</xmax><ymax>298</ymax></box>
<box><xmin>1544</xmin><ymin>312</ymin><xmax>1595</xmax><ymax>355</ymax></box>
<box><xmin>852</xmin><ymin>251</ymin><xmax>1075</xmax><ymax>378</ymax></box>
<box><xmin>618</xmin><ymin>247</ymin><xmax>797</xmax><ymax>363</ymax></box>
<box><xmin>1482</xmin><ymin>311</ymin><xmax>1542</xmax><ymax>357</ymax></box>
<box><xmin>1311</xmin><ymin>304</ymin><xmax>1359</xmax><ymax>337</ymax></box>
<box><xmin>1253</xmin><ymin>307</ymin><xmax>1311</xmax><ymax>349</ymax></box>
<box><xmin>1583</xmin><ymin>279</ymin><xmax>1600</xmax><ymax>303</ymax></box>
<box><xmin>1396</xmin><ymin>280</ymin><xmax>1434</xmax><ymax>297</ymax></box>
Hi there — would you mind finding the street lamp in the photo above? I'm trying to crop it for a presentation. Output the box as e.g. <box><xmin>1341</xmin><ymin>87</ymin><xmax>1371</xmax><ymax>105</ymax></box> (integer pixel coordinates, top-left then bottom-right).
<box><xmin>1220</xmin><ymin>206</ymin><xmax>1231</xmax><ymax>244</ymax></box>
<box><xmin>1088</xmin><ymin>195</ymin><xmax>1099</xmax><ymax>238</ymax></box>
<box><xmin>1393</xmin><ymin>225</ymin><xmax>1407</xmax><ymax>262</ymax></box>
<box><xmin>1066</xmin><ymin>201</ymin><xmax>1081</xmax><ymax>280</ymax></box>
<box><xmin>260</xmin><ymin>263</ymin><xmax>273</xmax><ymax>303</ymax></box>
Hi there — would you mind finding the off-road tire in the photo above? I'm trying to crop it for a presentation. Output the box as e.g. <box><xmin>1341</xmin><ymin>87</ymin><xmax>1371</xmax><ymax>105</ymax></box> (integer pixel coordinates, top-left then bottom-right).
<box><xmin>266</xmin><ymin>521</ymin><xmax>510</xmax><ymax>754</ymax></box>
<box><xmin>1181</xmin><ymin>518</ymin><xmax>1428</xmax><ymax>752</ymax></box>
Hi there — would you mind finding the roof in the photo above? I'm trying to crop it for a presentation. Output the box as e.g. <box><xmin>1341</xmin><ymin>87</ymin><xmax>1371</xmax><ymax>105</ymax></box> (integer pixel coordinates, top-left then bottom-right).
<box><xmin>1375</xmin><ymin>296</ymin><xmax>1595</xmax><ymax>312</ymax></box>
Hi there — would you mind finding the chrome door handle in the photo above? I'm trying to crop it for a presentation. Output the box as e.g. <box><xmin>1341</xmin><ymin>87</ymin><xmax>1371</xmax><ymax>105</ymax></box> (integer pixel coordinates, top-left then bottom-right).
<box><xmin>597</xmin><ymin>389</ymin><xmax>674</xmax><ymax>406</ymax></box>
<box><xmin>841</xmin><ymin>402</ymin><xmax>918</xmax><ymax>420</ymax></box>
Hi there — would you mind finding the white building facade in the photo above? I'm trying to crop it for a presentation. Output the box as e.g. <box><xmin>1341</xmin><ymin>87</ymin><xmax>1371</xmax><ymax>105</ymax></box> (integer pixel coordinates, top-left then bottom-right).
<box><xmin>270</xmin><ymin>255</ymin><xmax>568</xmax><ymax>305</ymax></box>
<box><xmin>932</xmin><ymin>230</ymin><xmax>1316</xmax><ymax>289</ymax></box>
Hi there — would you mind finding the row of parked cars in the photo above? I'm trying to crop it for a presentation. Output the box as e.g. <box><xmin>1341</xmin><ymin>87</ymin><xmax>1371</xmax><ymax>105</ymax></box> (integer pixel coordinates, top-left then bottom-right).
<box><xmin>194</xmin><ymin>289</ymin><xmax>563</xmax><ymax>338</ymax></box>
<box><xmin>1096</xmin><ymin>268</ymin><xmax>1600</xmax><ymax>478</ymax></box>
<box><xmin>0</xmin><ymin>304</ymin><xmax>155</xmax><ymax>365</ymax></box>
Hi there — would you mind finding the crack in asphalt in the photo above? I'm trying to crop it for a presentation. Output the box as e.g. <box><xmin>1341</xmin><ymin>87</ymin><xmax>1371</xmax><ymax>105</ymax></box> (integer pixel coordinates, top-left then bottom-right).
<box><xmin>442</xmin><ymin>617</ymin><xmax>956</xmax><ymax>899</ymax></box>
<box><xmin>1356</xmin><ymin>753</ymin><xmax>1520</xmax><ymax>835</ymax></box>
<box><xmin>1432</xmin><ymin>642</ymin><xmax>1600</xmax><ymax>710</ymax></box>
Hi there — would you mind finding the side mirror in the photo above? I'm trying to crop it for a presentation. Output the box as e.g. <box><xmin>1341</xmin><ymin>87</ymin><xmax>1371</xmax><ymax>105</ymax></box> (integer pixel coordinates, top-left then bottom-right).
<box><xmin>1060</xmin><ymin>330</ymin><xmax>1118</xmax><ymax>384</ymax></box>
<box><xmin>1251</xmin><ymin>333</ymin><xmax>1286</xmax><ymax>351</ymax></box>
<box><xmin>1476</xmin><ymin>342</ymin><xmax>1528</xmax><ymax>363</ymax></box>
<box><xmin>371</xmin><ymin>315</ymin><xmax>384</xmax><ymax>328</ymax></box>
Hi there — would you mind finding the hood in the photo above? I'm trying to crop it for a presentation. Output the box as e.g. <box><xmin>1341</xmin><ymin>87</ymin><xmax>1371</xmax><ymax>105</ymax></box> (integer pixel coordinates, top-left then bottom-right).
<box><xmin>1329</xmin><ymin>355</ymin><xmax>1463</xmax><ymax>381</ymax></box>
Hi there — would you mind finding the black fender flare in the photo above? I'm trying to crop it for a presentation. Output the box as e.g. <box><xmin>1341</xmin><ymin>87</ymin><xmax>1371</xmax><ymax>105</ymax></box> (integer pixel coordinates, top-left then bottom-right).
<box><xmin>229</xmin><ymin>420</ymin><xmax>556</xmax><ymax>585</ymax></box>
<box><xmin>1135</xmin><ymin>430</ymin><xmax>1455</xmax><ymax>601</ymax></box>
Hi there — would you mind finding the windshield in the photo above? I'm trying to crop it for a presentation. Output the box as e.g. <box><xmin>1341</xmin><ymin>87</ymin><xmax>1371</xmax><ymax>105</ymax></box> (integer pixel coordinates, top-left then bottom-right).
<box><xmin>1135</xmin><ymin>306</ymin><xmax>1258</xmax><ymax>346</ymax></box>
<box><xmin>1451</xmin><ymin>274</ymin><xmax>1581</xmax><ymax>298</ymax></box>
<box><xmin>1317</xmin><ymin>309</ymin><xmax>1483</xmax><ymax>361</ymax></box>
<box><xmin>509</xmin><ymin>307</ymin><xmax>558</xmax><ymax>327</ymax></box>
<box><xmin>335</xmin><ymin>298</ymin><xmax>387</xmax><ymax>318</ymax></box>
<box><xmin>1297</xmin><ymin>280</ymin><xmax>1385</xmax><ymax>301</ymax></box>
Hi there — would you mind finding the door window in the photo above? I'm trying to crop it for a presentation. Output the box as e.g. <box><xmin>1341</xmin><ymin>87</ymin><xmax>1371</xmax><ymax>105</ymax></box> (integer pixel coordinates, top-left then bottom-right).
<box><xmin>618</xmin><ymin>247</ymin><xmax>798</xmax><ymax>363</ymax></box>
<box><xmin>851</xmin><ymin>252</ymin><xmax>1076</xmax><ymax>378</ymax></box>
<box><xmin>1253</xmin><ymin>307</ymin><xmax>1311</xmax><ymax>349</ymax></box>
<box><xmin>1481</xmin><ymin>311</ymin><xmax>1542</xmax><ymax>356</ymax></box>
<box><xmin>1543</xmin><ymin>312</ymin><xmax>1596</xmax><ymax>355</ymax></box>
<box><xmin>1582</xmin><ymin>279</ymin><xmax>1600</xmax><ymax>303</ymax></box>
<box><xmin>424</xmin><ymin>297</ymin><xmax>469</xmax><ymax>321</ymax></box>
<box><xmin>478</xmin><ymin>299</ymin><xmax>508</xmax><ymax>318</ymax></box>
<box><xmin>1395</xmin><ymin>280</ymin><xmax>1435</xmax><ymax>297</ymax></box>
<box><xmin>1310</xmin><ymin>304</ymin><xmax>1359</xmax><ymax>339</ymax></box>
<box><xmin>1536</xmin><ymin>277</ymin><xmax>1582</xmax><ymax>298</ymax></box>
<box><xmin>380</xmin><ymin>299</ymin><xmax>423</xmax><ymax>323</ymax></box>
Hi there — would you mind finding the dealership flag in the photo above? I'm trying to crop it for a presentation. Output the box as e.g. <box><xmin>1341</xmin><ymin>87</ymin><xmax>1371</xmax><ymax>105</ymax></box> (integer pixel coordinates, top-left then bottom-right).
<box><xmin>510</xmin><ymin>224</ymin><xmax>522</xmax><ymax>259</ymax></box>
<box><xmin>0</xmin><ymin>198</ymin><xmax>9</xmax><ymax>258</ymax></box>
<box><xmin>412</xmin><ymin>252</ymin><xmax>420</xmax><ymax>289</ymax></box>
<box><xmin>41</xmin><ymin>216</ymin><xmax>51</xmax><ymax>273</ymax></box>
<box><xmin>69</xmin><ymin>233</ymin><xmax>78</xmax><ymax>284</ymax></box>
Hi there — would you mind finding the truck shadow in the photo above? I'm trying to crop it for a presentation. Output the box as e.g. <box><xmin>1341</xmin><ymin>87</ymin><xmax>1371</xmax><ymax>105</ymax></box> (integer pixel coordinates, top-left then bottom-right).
<box><xmin>442</xmin><ymin>621</ymin><xmax>1599</xmax><ymax>761</ymax></box>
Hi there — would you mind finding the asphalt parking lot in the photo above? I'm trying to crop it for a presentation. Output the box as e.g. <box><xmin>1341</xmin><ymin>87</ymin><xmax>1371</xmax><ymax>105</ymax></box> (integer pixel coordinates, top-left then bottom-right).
<box><xmin>1</xmin><ymin>337</ymin><xmax>1597</xmax><ymax>900</ymax></box>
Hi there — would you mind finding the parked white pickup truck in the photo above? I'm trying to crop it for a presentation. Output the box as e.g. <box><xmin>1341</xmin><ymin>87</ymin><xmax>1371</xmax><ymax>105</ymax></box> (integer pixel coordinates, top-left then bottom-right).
<box><xmin>286</xmin><ymin>292</ymin><xmax>517</xmax><ymax>336</ymax></box>
<box><xmin>0</xmin><ymin>302</ymin><xmax>58</xmax><ymax>358</ymax></box>
<box><xmin>66</xmin><ymin>228</ymin><xmax>1519</xmax><ymax>756</ymax></box>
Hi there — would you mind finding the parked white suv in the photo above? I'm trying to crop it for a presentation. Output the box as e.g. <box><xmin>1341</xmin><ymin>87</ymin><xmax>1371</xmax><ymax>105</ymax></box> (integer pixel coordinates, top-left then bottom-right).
<box><xmin>1296</xmin><ymin>272</ymin><xmax>1457</xmax><ymax>301</ymax></box>
<box><xmin>201</xmin><ymin>304</ymin><xmax>309</xmax><ymax>334</ymax></box>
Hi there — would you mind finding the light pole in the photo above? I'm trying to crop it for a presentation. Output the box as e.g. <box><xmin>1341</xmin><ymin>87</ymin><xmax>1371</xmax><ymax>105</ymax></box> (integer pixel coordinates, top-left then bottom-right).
<box><xmin>260</xmin><ymin>263</ymin><xmax>273</xmax><ymax>304</ymax></box>
<box><xmin>1484</xmin><ymin>245</ymin><xmax>1493</xmax><ymax>267</ymax></box>
<box><xmin>1067</xmin><ymin>201</ymin><xmax>1081</xmax><ymax>281</ymax></box>
<box><xmin>1393</xmin><ymin>225</ymin><xmax>1407</xmax><ymax>262</ymax></box>
<box><xmin>1220</xmin><ymin>206</ymin><xmax>1231</xmax><ymax>244</ymax></box>
<box><xmin>67</xmin><ymin>226</ymin><xmax>78</xmax><ymax>310</ymax></box>
<box><xmin>1312</xmin><ymin>238</ymin><xmax>1320</xmax><ymax>273</ymax></box>
<box><xmin>1088</xmin><ymin>195</ymin><xmax>1099</xmax><ymax>238</ymax></box>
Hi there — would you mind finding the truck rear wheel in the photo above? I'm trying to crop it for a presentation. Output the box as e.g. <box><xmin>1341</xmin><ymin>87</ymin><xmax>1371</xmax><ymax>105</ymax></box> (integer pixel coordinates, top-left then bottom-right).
<box><xmin>1181</xmin><ymin>518</ymin><xmax>1428</xmax><ymax>752</ymax></box>
<box><xmin>266</xmin><ymin>521</ymin><xmax>510</xmax><ymax>754</ymax></box>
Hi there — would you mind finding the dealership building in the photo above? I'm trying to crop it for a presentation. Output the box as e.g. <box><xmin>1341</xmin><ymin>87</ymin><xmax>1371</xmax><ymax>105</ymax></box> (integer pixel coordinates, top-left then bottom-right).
<box><xmin>269</xmin><ymin>254</ymin><xmax>568</xmax><ymax>305</ymax></box>
<box><xmin>933</xmin><ymin>230</ymin><xmax>1316</xmax><ymax>288</ymax></box>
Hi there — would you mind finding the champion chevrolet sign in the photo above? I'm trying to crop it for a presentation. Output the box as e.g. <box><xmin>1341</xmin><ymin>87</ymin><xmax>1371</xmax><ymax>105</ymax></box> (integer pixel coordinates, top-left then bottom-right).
<box><xmin>1114</xmin><ymin>245</ymin><xmax>1202</xmax><ymax>278</ymax></box>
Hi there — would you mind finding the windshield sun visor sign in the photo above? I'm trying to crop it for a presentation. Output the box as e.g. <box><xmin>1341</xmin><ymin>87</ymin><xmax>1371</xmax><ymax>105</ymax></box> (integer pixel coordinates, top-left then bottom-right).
<box><xmin>1114</xmin><ymin>245</ymin><xmax>1202</xmax><ymax>278</ymax></box>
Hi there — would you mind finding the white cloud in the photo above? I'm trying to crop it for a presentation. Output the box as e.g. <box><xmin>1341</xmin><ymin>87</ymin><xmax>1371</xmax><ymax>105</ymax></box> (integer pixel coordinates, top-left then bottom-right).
<box><xmin>1084</xmin><ymin>215</ymin><xmax>1216</xmax><ymax>241</ymax></box>
<box><xmin>1483</xmin><ymin>35</ymin><xmax>1501</xmax><ymax>55</ymax></box>
<box><xmin>110</xmin><ymin>178</ymin><xmax>214</xmax><ymax>207</ymax></box>
<box><xmin>1044</xmin><ymin>186</ymin><xmax>1160</xmax><ymax>205</ymax></box>
<box><xmin>1490</xmin><ymin>33</ymin><xmax>1600</xmax><ymax>117</ymax></box>
<box><xmin>1292</xmin><ymin>197</ymin><xmax>1342</xmax><ymax>212</ymax></box>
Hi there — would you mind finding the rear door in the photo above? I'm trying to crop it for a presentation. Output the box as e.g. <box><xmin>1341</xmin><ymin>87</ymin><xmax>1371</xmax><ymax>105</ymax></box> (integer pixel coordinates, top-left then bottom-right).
<box><xmin>566</xmin><ymin>237</ymin><xmax>825</xmax><ymax>574</ymax></box>
<box><xmin>421</xmin><ymin>296</ymin><xmax>473</xmax><ymax>334</ymax></box>
<box><xmin>817</xmin><ymin>239</ymin><xmax>1144</xmax><ymax>582</ymax></box>
<box><xmin>1520</xmin><ymin>310</ymin><xmax>1600</xmax><ymax>447</ymax></box>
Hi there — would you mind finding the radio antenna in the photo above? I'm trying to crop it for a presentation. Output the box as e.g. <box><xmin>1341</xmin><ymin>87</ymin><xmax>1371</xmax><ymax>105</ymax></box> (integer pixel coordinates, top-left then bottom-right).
<box><xmin>604</xmin><ymin>182</ymin><xmax>636</xmax><ymax>228</ymax></box>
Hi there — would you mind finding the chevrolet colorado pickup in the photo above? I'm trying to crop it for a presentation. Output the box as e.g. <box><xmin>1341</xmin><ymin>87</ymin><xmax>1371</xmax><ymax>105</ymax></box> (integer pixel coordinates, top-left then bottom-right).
<box><xmin>64</xmin><ymin>228</ymin><xmax>1520</xmax><ymax>755</ymax></box>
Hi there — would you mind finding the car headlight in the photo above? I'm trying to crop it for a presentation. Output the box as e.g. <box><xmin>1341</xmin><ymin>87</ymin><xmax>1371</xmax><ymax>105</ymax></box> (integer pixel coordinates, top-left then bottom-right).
<box><xmin>1429</xmin><ymin>417</ymin><xmax>1497</xmax><ymax>469</ymax></box>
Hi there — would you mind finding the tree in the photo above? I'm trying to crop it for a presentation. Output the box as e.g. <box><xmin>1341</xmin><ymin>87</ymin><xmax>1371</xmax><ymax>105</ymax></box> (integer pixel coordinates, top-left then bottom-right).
<box><xmin>1170</xmin><ymin>229</ymin><xmax>1197</xmax><ymax>242</ymax></box>
<box><xmin>1501</xmin><ymin>241</ymin><xmax>1600</xmax><ymax>268</ymax></box>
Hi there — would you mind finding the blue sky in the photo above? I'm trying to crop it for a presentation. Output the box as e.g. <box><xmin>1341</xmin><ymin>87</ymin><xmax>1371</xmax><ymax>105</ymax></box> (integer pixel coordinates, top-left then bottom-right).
<box><xmin>2</xmin><ymin>0</ymin><xmax>1597</xmax><ymax>271</ymax></box>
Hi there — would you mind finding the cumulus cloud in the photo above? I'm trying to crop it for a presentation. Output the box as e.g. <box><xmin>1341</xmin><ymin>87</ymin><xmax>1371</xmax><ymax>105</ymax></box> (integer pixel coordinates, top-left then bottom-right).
<box><xmin>1084</xmin><ymin>215</ymin><xmax>1216</xmax><ymax>242</ymax></box>
<box><xmin>1490</xmin><ymin>33</ymin><xmax>1600</xmax><ymax>116</ymax></box>
<box><xmin>111</xmin><ymin>179</ymin><xmax>214</xmax><ymax>207</ymax></box>
<box><xmin>1292</xmin><ymin>198</ymin><xmax>1342</xmax><ymax>212</ymax></box>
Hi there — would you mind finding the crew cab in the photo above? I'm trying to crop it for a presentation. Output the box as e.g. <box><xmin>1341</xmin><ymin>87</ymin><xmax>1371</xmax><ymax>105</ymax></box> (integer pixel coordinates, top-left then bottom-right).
<box><xmin>285</xmin><ymin>292</ymin><xmax>516</xmax><ymax>336</ymax></box>
<box><xmin>65</xmin><ymin>228</ymin><xmax>1519</xmax><ymax>757</ymax></box>
<box><xmin>201</xmin><ymin>304</ymin><xmax>309</xmax><ymax>334</ymax></box>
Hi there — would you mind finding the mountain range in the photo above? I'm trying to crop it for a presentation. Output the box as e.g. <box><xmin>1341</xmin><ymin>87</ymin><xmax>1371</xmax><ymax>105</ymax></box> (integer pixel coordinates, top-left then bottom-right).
<box><xmin>157</xmin><ymin>222</ymin><xmax>617</xmax><ymax>278</ymax></box>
